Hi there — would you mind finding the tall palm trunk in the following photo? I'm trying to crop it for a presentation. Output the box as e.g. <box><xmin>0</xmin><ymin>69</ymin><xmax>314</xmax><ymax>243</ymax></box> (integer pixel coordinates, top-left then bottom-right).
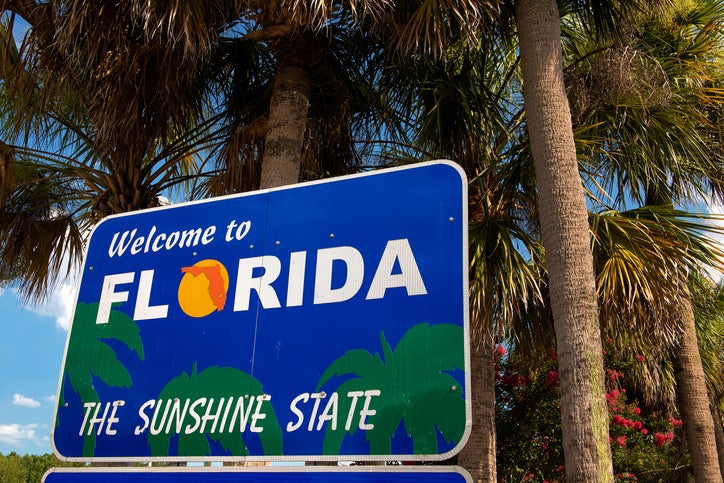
<box><xmin>714</xmin><ymin>405</ymin><xmax>724</xmax><ymax>477</ymax></box>
<box><xmin>673</xmin><ymin>288</ymin><xmax>723</xmax><ymax>482</ymax></box>
<box><xmin>515</xmin><ymin>1</ymin><xmax>613</xmax><ymax>481</ymax></box>
<box><xmin>458</xmin><ymin>315</ymin><xmax>496</xmax><ymax>483</ymax></box>
<box><xmin>259</xmin><ymin>37</ymin><xmax>311</xmax><ymax>190</ymax></box>
<box><xmin>645</xmin><ymin>184</ymin><xmax>723</xmax><ymax>481</ymax></box>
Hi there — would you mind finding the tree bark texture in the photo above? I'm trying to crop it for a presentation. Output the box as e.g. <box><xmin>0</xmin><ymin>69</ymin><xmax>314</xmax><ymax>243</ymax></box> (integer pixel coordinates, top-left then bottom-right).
<box><xmin>515</xmin><ymin>0</ymin><xmax>613</xmax><ymax>481</ymax></box>
<box><xmin>259</xmin><ymin>40</ymin><xmax>310</xmax><ymax>190</ymax></box>
<box><xmin>714</xmin><ymin>405</ymin><xmax>724</xmax><ymax>480</ymax></box>
<box><xmin>673</xmin><ymin>292</ymin><xmax>723</xmax><ymax>482</ymax></box>
<box><xmin>457</xmin><ymin>322</ymin><xmax>496</xmax><ymax>483</ymax></box>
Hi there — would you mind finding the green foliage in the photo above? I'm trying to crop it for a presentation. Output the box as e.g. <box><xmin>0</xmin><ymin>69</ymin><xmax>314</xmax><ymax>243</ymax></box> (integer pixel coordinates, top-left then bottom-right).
<box><xmin>0</xmin><ymin>452</ymin><xmax>83</xmax><ymax>483</ymax></box>
<box><xmin>495</xmin><ymin>349</ymin><xmax>564</xmax><ymax>482</ymax></box>
<box><xmin>606</xmin><ymin>389</ymin><xmax>690</xmax><ymax>482</ymax></box>
<box><xmin>0</xmin><ymin>452</ymin><xmax>26</xmax><ymax>483</ymax></box>
<box><xmin>316</xmin><ymin>323</ymin><xmax>465</xmax><ymax>455</ymax></box>
<box><xmin>495</xmin><ymin>348</ymin><xmax>692</xmax><ymax>483</ymax></box>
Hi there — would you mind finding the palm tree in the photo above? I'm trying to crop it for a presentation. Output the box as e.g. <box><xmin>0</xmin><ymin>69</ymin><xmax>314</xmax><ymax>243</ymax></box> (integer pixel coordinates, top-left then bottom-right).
<box><xmin>689</xmin><ymin>276</ymin><xmax>724</xmax><ymax>473</ymax></box>
<box><xmin>0</xmin><ymin>5</ymin><xmax>211</xmax><ymax>298</ymax></box>
<box><xmin>148</xmin><ymin>364</ymin><xmax>283</xmax><ymax>458</ymax></box>
<box><xmin>315</xmin><ymin>323</ymin><xmax>466</xmax><ymax>456</ymax></box>
<box><xmin>566</xmin><ymin>1</ymin><xmax>724</xmax><ymax>478</ymax></box>
<box><xmin>514</xmin><ymin>1</ymin><xmax>615</xmax><ymax>479</ymax></box>
<box><xmin>0</xmin><ymin>1</ymin><xmax>402</xmax><ymax>297</ymax></box>
<box><xmin>380</xmin><ymin>33</ymin><xmax>544</xmax><ymax>481</ymax></box>
<box><xmin>59</xmin><ymin>302</ymin><xmax>144</xmax><ymax>457</ymax></box>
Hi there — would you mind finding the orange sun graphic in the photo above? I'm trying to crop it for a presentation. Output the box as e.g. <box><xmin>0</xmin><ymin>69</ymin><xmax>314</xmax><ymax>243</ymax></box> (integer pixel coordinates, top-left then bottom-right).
<box><xmin>177</xmin><ymin>259</ymin><xmax>230</xmax><ymax>318</ymax></box>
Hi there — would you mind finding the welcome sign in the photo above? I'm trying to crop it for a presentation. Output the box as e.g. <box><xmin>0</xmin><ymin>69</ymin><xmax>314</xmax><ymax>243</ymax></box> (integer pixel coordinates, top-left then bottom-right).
<box><xmin>52</xmin><ymin>161</ymin><xmax>470</xmax><ymax>462</ymax></box>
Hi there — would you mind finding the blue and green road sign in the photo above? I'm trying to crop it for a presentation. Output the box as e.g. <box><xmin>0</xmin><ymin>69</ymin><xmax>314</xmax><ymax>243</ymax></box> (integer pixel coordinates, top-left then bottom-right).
<box><xmin>52</xmin><ymin>161</ymin><xmax>470</xmax><ymax>462</ymax></box>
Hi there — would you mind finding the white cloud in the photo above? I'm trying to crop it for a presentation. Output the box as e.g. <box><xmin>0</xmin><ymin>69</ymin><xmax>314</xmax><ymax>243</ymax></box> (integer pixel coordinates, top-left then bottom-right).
<box><xmin>19</xmin><ymin>281</ymin><xmax>77</xmax><ymax>331</ymax></box>
<box><xmin>0</xmin><ymin>423</ymin><xmax>39</xmax><ymax>446</ymax></box>
<box><xmin>12</xmin><ymin>394</ymin><xmax>41</xmax><ymax>408</ymax></box>
<box><xmin>45</xmin><ymin>395</ymin><xmax>56</xmax><ymax>404</ymax></box>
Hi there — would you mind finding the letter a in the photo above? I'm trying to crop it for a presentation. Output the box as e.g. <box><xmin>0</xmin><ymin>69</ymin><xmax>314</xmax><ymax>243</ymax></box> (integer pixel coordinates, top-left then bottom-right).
<box><xmin>366</xmin><ymin>239</ymin><xmax>427</xmax><ymax>299</ymax></box>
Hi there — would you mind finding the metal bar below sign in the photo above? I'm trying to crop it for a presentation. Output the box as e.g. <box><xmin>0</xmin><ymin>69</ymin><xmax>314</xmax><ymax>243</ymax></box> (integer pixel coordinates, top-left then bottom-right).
<box><xmin>43</xmin><ymin>465</ymin><xmax>472</xmax><ymax>482</ymax></box>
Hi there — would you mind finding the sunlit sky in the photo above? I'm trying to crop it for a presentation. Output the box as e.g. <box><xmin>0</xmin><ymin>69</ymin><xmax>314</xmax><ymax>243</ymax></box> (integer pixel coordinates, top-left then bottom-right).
<box><xmin>0</xmin><ymin>280</ymin><xmax>75</xmax><ymax>455</ymax></box>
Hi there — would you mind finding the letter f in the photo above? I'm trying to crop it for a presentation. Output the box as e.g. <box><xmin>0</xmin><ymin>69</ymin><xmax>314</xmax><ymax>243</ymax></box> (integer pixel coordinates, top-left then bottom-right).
<box><xmin>96</xmin><ymin>272</ymin><xmax>134</xmax><ymax>324</ymax></box>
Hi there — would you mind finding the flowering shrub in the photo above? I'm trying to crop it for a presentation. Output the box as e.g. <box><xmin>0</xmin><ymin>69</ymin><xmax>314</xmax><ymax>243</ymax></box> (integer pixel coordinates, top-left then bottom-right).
<box><xmin>606</xmin><ymin>387</ymin><xmax>688</xmax><ymax>479</ymax></box>
<box><xmin>495</xmin><ymin>347</ymin><xmax>690</xmax><ymax>482</ymax></box>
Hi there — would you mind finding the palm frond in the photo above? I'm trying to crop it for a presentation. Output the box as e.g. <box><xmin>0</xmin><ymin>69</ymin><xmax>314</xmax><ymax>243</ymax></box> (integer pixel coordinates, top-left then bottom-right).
<box><xmin>591</xmin><ymin>206</ymin><xmax>724</xmax><ymax>360</ymax></box>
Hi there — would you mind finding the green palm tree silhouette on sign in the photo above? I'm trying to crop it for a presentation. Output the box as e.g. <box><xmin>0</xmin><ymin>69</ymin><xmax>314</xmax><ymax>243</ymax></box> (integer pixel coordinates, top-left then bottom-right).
<box><xmin>316</xmin><ymin>323</ymin><xmax>466</xmax><ymax>455</ymax></box>
<box><xmin>147</xmin><ymin>364</ymin><xmax>283</xmax><ymax>457</ymax></box>
<box><xmin>60</xmin><ymin>302</ymin><xmax>145</xmax><ymax>457</ymax></box>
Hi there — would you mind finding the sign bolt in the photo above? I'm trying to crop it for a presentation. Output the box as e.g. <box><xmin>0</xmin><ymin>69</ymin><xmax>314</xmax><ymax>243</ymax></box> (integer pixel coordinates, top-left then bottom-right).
<box><xmin>275</xmin><ymin>241</ymin><xmax>280</xmax><ymax>246</ymax></box>
<box><xmin>329</xmin><ymin>233</ymin><xmax>335</xmax><ymax>239</ymax></box>
<box><xmin>451</xmin><ymin>385</ymin><xmax>457</xmax><ymax>392</ymax></box>
<box><xmin>449</xmin><ymin>217</ymin><xmax>454</xmax><ymax>222</ymax></box>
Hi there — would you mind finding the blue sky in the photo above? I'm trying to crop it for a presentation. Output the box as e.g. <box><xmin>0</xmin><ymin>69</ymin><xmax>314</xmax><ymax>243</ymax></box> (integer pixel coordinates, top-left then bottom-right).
<box><xmin>0</xmin><ymin>281</ymin><xmax>75</xmax><ymax>455</ymax></box>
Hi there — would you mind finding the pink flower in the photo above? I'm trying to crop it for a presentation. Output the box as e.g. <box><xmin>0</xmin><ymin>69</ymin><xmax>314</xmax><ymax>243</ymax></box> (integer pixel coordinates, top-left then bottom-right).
<box><xmin>616</xmin><ymin>435</ymin><xmax>627</xmax><ymax>447</ymax></box>
<box><xmin>633</xmin><ymin>407</ymin><xmax>641</xmax><ymax>415</ymax></box>
<box><xmin>654</xmin><ymin>432</ymin><xmax>674</xmax><ymax>446</ymax></box>
<box><xmin>641</xmin><ymin>428</ymin><xmax>648</xmax><ymax>435</ymax></box>
<box><xmin>495</xmin><ymin>344</ymin><xmax>506</xmax><ymax>356</ymax></box>
<box><xmin>545</xmin><ymin>370</ymin><xmax>559</xmax><ymax>386</ymax></box>
<box><xmin>635</xmin><ymin>355</ymin><xmax>645</xmax><ymax>362</ymax></box>
<box><xmin>607</xmin><ymin>369</ymin><xmax>624</xmax><ymax>381</ymax></box>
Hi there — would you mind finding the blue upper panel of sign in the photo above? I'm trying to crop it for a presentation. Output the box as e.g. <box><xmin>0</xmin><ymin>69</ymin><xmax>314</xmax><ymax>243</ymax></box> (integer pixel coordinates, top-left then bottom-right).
<box><xmin>52</xmin><ymin>161</ymin><xmax>469</xmax><ymax>462</ymax></box>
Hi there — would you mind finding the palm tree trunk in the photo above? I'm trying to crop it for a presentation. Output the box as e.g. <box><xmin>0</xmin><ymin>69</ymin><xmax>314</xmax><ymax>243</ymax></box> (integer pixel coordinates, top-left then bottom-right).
<box><xmin>259</xmin><ymin>38</ymin><xmax>310</xmax><ymax>190</ymax></box>
<box><xmin>714</xmin><ymin>405</ymin><xmax>724</xmax><ymax>479</ymax></box>
<box><xmin>514</xmin><ymin>1</ymin><xmax>613</xmax><ymax>481</ymax></box>
<box><xmin>672</xmin><ymin>291</ymin><xmax>723</xmax><ymax>482</ymax></box>
<box><xmin>457</xmin><ymin>321</ymin><xmax>496</xmax><ymax>483</ymax></box>
<box><xmin>228</xmin><ymin>36</ymin><xmax>310</xmax><ymax>469</ymax></box>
